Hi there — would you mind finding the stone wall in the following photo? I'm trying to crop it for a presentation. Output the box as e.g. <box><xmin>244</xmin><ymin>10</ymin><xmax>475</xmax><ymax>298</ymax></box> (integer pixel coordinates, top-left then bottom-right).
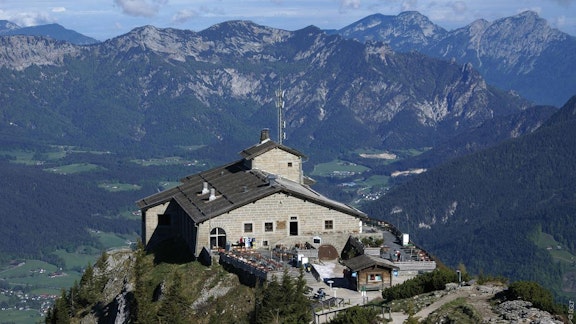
<box><xmin>195</xmin><ymin>193</ymin><xmax>361</xmax><ymax>255</ymax></box>
<box><xmin>251</xmin><ymin>147</ymin><xmax>302</xmax><ymax>183</ymax></box>
<box><xmin>142</xmin><ymin>202</ymin><xmax>169</xmax><ymax>245</ymax></box>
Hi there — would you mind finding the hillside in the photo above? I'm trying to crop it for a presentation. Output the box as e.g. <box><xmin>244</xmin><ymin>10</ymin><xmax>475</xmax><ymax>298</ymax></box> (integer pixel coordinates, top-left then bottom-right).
<box><xmin>48</xmin><ymin>245</ymin><xmax>566</xmax><ymax>323</ymax></box>
<box><xmin>362</xmin><ymin>96</ymin><xmax>576</xmax><ymax>301</ymax></box>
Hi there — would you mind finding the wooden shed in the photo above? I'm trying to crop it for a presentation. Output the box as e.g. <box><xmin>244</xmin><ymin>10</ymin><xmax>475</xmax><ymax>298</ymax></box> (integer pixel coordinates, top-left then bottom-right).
<box><xmin>342</xmin><ymin>254</ymin><xmax>398</xmax><ymax>292</ymax></box>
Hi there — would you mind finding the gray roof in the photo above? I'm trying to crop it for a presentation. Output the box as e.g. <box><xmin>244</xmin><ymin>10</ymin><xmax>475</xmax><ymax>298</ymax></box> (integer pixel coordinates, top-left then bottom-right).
<box><xmin>240</xmin><ymin>139</ymin><xmax>306</xmax><ymax>160</ymax></box>
<box><xmin>342</xmin><ymin>254</ymin><xmax>398</xmax><ymax>272</ymax></box>
<box><xmin>137</xmin><ymin>159</ymin><xmax>366</xmax><ymax>224</ymax></box>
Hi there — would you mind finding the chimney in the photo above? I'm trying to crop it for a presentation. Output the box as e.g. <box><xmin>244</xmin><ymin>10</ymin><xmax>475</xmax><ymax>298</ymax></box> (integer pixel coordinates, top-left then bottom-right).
<box><xmin>209</xmin><ymin>188</ymin><xmax>216</xmax><ymax>201</ymax></box>
<box><xmin>201</xmin><ymin>182</ymin><xmax>209</xmax><ymax>195</ymax></box>
<box><xmin>260</xmin><ymin>128</ymin><xmax>270</xmax><ymax>143</ymax></box>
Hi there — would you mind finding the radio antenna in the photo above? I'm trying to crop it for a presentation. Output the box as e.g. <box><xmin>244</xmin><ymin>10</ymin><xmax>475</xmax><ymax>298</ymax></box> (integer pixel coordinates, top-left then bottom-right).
<box><xmin>275</xmin><ymin>84</ymin><xmax>286</xmax><ymax>144</ymax></box>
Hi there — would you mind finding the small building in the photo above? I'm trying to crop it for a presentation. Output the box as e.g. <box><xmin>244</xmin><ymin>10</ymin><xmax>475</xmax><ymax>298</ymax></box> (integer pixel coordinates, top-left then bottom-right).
<box><xmin>342</xmin><ymin>254</ymin><xmax>398</xmax><ymax>292</ymax></box>
<box><xmin>137</xmin><ymin>129</ymin><xmax>368</xmax><ymax>258</ymax></box>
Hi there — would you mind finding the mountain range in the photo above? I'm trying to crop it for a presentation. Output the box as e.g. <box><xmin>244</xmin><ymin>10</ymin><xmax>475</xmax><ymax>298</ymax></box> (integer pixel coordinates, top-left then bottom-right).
<box><xmin>331</xmin><ymin>11</ymin><xmax>576</xmax><ymax>107</ymax></box>
<box><xmin>0</xmin><ymin>20</ymin><xmax>99</xmax><ymax>45</ymax></box>
<box><xmin>0</xmin><ymin>10</ymin><xmax>574</xmax><ymax>305</ymax></box>
<box><xmin>0</xmin><ymin>20</ymin><xmax>538</xmax><ymax>165</ymax></box>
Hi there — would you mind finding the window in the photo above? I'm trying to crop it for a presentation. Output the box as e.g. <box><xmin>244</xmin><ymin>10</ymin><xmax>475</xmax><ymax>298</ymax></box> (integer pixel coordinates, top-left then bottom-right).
<box><xmin>287</xmin><ymin>162</ymin><xmax>293</xmax><ymax>167</ymax></box>
<box><xmin>158</xmin><ymin>214</ymin><xmax>171</xmax><ymax>226</ymax></box>
<box><xmin>210</xmin><ymin>227</ymin><xmax>226</xmax><ymax>250</ymax></box>
<box><xmin>244</xmin><ymin>223</ymin><xmax>253</xmax><ymax>233</ymax></box>
<box><xmin>368</xmin><ymin>273</ymin><xmax>382</xmax><ymax>282</ymax></box>
<box><xmin>264</xmin><ymin>222</ymin><xmax>273</xmax><ymax>232</ymax></box>
<box><xmin>324</xmin><ymin>220</ymin><xmax>333</xmax><ymax>230</ymax></box>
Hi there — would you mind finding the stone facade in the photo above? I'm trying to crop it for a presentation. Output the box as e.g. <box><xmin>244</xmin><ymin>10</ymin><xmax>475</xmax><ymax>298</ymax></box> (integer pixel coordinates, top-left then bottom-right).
<box><xmin>249</xmin><ymin>147</ymin><xmax>303</xmax><ymax>183</ymax></box>
<box><xmin>196</xmin><ymin>193</ymin><xmax>360</xmax><ymax>256</ymax></box>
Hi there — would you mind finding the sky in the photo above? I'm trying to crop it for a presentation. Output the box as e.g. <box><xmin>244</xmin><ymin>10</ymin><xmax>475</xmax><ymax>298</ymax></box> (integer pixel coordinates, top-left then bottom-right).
<box><xmin>0</xmin><ymin>0</ymin><xmax>575</xmax><ymax>41</ymax></box>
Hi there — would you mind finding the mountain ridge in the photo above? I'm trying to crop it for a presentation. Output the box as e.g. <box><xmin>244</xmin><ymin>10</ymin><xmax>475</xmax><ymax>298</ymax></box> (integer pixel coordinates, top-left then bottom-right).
<box><xmin>334</xmin><ymin>10</ymin><xmax>576</xmax><ymax>106</ymax></box>
<box><xmin>0</xmin><ymin>21</ymin><xmax>99</xmax><ymax>45</ymax></box>
<box><xmin>0</xmin><ymin>20</ymin><xmax>534</xmax><ymax>162</ymax></box>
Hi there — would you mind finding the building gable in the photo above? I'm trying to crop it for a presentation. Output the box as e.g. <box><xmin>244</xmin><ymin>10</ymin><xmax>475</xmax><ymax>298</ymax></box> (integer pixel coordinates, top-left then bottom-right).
<box><xmin>138</xmin><ymin>130</ymin><xmax>367</xmax><ymax>254</ymax></box>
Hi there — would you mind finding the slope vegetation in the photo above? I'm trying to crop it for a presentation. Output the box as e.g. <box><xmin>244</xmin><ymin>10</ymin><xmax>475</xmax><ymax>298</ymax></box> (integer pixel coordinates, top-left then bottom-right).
<box><xmin>363</xmin><ymin>96</ymin><xmax>576</xmax><ymax>300</ymax></box>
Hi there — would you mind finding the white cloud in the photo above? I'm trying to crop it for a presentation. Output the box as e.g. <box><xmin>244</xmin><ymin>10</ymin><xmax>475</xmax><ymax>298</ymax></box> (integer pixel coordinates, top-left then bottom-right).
<box><xmin>11</xmin><ymin>12</ymin><xmax>54</xmax><ymax>27</ymax></box>
<box><xmin>339</xmin><ymin>0</ymin><xmax>361</xmax><ymax>13</ymax></box>
<box><xmin>113</xmin><ymin>0</ymin><xmax>167</xmax><ymax>17</ymax></box>
<box><xmin>172</xmin><ymin>9</ymin><xmax>198</xmax><ymax>24</ymax></box>
<box><xmin>401</xmin><ymin>0</ymin><xmax>418</xmax><ymax>11</ymax></box>
<box><xmin>52</xmin><ymin>7</ymin><xmax>67</xmax><ymax>13</ymax></box>
<box><xmin>450</xmin><ymin>1</ymin><xmax>467</xmax><ymax>14</ymax></box>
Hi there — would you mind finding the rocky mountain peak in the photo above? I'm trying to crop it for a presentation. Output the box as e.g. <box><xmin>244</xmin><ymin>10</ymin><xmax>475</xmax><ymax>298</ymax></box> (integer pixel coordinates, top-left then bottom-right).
<box><xmin>395</xmin><ymin>11</ymin><xmax>445</xmax><ymax>37</ymax></box>
<box><xmin>0</xmin><ymin>20</ymin><xmax>20</xmax><ymax>33</ymax></box>
<box><xmin>199</xmin><ymin>20</ymin><xmax>290</xmax><ymax>46</ymax></box>
<box><xmin>337</xmin><ymin>11</ymin><xmax>445</xmax><ymax>49</ymax></box>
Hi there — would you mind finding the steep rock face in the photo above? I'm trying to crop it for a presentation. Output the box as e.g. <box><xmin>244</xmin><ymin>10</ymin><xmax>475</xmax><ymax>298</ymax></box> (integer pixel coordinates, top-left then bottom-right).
<box><xmin>0</xmin><ymin>36</ymin><xmax>84</xmax><ymax>70</ymax></box>
<box><xmin>335</xmin><ymin>11</ymin><xmax>446</xmax><ymax>50</ymax></box>
<box><xmin>336</xmin><ymin>11</ymin><xmax>576</xmax><ymax>106</ymax></box>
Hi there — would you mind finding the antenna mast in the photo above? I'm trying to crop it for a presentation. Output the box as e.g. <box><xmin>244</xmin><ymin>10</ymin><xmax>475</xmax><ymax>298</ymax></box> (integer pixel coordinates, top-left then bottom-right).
<box><xmin>275</xmin><ymin>85</ymin><xmax>286</xmax><ymax>144</ymax></box>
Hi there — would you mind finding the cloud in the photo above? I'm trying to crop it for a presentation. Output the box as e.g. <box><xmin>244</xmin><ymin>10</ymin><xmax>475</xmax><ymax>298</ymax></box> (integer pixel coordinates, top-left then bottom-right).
<box><xmin>51</xmin><ymin>7</ymin><xmax>67</xmax><ymax>13</ymax></box>
<box><xmin>450</xmin><ymin>1</ymin><xmax>467</xmax><ymax>14</ymax></box>
<box><xmin>401</xmin><ymin>0</ymin><xmax>418</xmax><ymax>11</ymax></box>
<box><xmin>10</xmin><ymin>12</ymin><xmax>54</xmax><ymax>27</ymax></box>
<box><xmin>113</xmin><ymin>0</ymin><xmax>167</xmax><ymax>17</ymax></box>
<box><xmin>172</xmin><ymin>9</ymin><xmax>199</xmax><ymax>24</ymax></box>
<box><xmin>339</xmin><ymin>0</ymin><xmax>361</xmax><ymax>13</ymax></box>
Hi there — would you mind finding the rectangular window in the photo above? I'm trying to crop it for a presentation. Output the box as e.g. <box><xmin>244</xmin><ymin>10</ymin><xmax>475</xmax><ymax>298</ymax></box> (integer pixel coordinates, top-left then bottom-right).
<box><xmin>244</xmin><ymin>223</ymin><xmax>253</xmax><ymax>233</ymax></box>
<box><xmin>324</xmin><ymin>220</ymin><xmax>333</xmax><ymax>230</ymax></box>
<box><xmin>287</xmin><ymin>162</ymin><xmax>293</xmax><ymax>167</ymax></box>
<box><xmin>158</xmin><ymin>214</ymin><xmax>171</xmax><ymax>226</ymax></box>
<box><xmin>368</xmin><ymin>273</ymin><xmax>382</xmax><ymax>282</ymax></box>
<box><xmin>264</xmin><ymin>222</ymin><xmax>273</xmax><ymax>232</ymax></box>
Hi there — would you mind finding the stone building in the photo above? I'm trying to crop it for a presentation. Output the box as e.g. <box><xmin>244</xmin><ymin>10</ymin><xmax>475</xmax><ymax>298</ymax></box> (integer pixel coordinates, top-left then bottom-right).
<box><xmin>137</xmin><ymin>129</ymin><xmax>368</xmax><ymax>257</ymax></box>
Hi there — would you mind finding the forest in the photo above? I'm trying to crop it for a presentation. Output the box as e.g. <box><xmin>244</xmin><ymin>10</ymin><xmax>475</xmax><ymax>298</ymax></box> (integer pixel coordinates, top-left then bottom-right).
<box><xmin>0</xmin><ymin>145</ymin><xmax>209</xmax><ymax>266</ymax></box>
<box><xmin>362</xmin><ymin>96</ymin><xmax>576</xmax><ymax>301</ymax></box>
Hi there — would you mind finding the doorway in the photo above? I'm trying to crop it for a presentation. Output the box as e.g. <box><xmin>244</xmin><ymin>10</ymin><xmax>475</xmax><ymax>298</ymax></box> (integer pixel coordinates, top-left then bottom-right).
<box><xmin>289</xmin><ymin>221</ymin><xmax>298</xmax><ymax>236</ymax></box>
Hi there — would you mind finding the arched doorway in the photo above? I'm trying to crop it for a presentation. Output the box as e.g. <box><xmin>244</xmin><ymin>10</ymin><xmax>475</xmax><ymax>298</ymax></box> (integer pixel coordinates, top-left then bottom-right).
<box><xmin>210</xmin><ymin>227</ymin><xmax>226</xmax><ymax>250</ymax></box>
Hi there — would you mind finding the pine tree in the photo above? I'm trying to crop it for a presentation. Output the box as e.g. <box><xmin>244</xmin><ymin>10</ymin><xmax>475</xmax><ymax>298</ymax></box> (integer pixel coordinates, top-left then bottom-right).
<box><xmin>45</xmin><ymin>289</ymin><xmax>71</xmax><ymax>324</ymax></box>
<box><xmin>158</xmin><ymin>272</ymin><xmax>189</xmax><ymax>324</ymax></box>
<box><xmin>255</xmin><ymin>269</ymin><xmax>312</xmax><ymax>324</ymax></box>
<box><xmin>131</xmin><ymin>242</ymin><xmax>155</xmax><ymax>324</ymax></box>
<box><xmin>78</xmin><ymin>263</ymin><xmax>98</xmax><ymax>307</ymax></box>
